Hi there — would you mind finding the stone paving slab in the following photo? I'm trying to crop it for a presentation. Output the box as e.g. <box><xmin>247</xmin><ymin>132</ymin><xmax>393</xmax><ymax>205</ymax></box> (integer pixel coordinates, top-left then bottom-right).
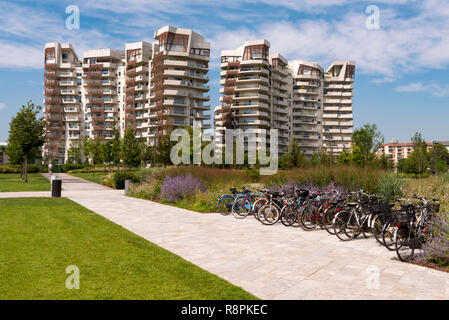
<box><xmin>9</xmin><ymin>173</ymin><xmax>449</xmax><ymax>299</ymax></box>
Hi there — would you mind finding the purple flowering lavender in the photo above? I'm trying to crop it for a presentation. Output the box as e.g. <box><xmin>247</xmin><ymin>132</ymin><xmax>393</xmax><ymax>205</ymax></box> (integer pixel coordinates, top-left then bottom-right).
<box><xmin>420</xmin><ymin>213</ymin><xmax>449</xmax><ymax>266</ymax></box>
<box><xmin>161</xmin><ymin>174</ymin><xmax>206</xmax><ymax>202</ymax></box>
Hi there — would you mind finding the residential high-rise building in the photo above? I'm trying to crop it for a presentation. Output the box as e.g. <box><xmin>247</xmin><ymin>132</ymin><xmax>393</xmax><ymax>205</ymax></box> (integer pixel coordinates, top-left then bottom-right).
<box><xmin>322</xmin><ymin>61</ymin><xmax>355</xmax><ymax>154</ymax></box>
<box><xmin>43</xmin><ymin>26</ymin><xmax>210</xmax><ymax>164</ymax></box>
<box><xmin>215</xmin><ymin>40</ymin><xmax>289</xmax><ymax>154</ymax></box>
<box><xmin>214</xmin><ymin>40</ymin><xmax>355</xmax><ymax>158</ymax></box>
<box><xmin>289</xmin><ymin>60</ymin><xmax>324</xmax><ymax>156</ymax></box>
<box><xmin>44</xmin><ymin>43</ymin><xmax>82</xmax><ymax>162</ymax></box>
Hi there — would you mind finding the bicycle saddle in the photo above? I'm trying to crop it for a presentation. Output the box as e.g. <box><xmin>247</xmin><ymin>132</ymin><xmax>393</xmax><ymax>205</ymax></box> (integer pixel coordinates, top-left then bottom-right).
<box><xmin>346</xmin><ymin>202</ymin><xmax>358</xmax><ymax>207</ymax></box>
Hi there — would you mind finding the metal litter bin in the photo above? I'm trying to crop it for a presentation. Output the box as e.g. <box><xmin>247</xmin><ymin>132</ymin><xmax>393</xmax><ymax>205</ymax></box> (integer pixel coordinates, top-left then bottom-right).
<box><xmin>51</xmin><ymin>176</ymin><xmax>62</xmax><ymax>197</ymax></box>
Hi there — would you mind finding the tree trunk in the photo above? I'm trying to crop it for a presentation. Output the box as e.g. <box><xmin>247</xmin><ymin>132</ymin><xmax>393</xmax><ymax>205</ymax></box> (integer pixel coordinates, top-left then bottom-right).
<box><xmin>24</xmin><ymin>155</ymin><xmax>28</xmax><ymax>183</ymax></box>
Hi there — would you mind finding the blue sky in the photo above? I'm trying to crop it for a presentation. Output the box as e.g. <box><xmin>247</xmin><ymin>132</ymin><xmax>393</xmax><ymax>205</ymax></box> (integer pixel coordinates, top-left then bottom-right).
<box><xmin>0</xmin><ymin>0</ymin><xmax>448</xmax><ymax>143</ymax></box>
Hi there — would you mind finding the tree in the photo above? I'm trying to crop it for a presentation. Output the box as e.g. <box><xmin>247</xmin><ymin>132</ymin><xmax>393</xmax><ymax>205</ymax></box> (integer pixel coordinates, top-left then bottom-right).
<box><xmin>82</xmin><ymin>137</ymin><xmax>104</xmax><ymax>165</ymax></box>
<box><xmin>81</xmin><ymin>136</ymin><xmax>92</xmax><ymax>165</ymax></box>
<box><xmin>7</xmin><ymin>101</ymin><xmax>45</xmax><ymax>182</ymax></box>
<box><xmin>67</xmin><ymin>141</ymin><xmax>82</xmax><ymax>164</ymax></box>
<box><xmin>411</xmin><ymin>132</ymin><xmax>428</xmax><ymax>174</ymax></box>
<box><xmin>156</xmin><ymin>134</ymin><xmax>173</xmax><ymax>168</ymax></box>
<box><xmin>288</xmin><ymin>137</ymin><xmax>303</xmax><ymax>167</ymax></box>
<box><xmin>351</xmin><ymin>123</ymin><xmax>384</xmax><ymax>166</ymax></box>
<box><xmin>109</xmin><ymin>122</ymin><xmax>122</xmax><ymax>170</ymax></box>
<box><xmin>122</xmin><ymin>128</ymin><xmax>142</xmax><ymax>168</ymax></box>
<box><xmin>142</xmin><ymin>144</ymin><xmax>154</xmax><ymax>167</ymax></box>
<box><xmin>428</xmin><ymin>143</ymin><xmax>449</xmax><ymax>174</ymax></box>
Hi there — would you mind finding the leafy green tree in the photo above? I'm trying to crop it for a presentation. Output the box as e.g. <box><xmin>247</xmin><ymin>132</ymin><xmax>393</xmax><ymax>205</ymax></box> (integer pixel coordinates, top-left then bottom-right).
<box><xmin>110</xmin><ymin>123</ymin><xmax>122</xmax><ymax>170</ymax></box>
<box><xmin>122</xmin><ymin>128</ymin><xmax>142</xmax><ymax>168</ymax></box>
<box><xmin>428</xmin><ymin>143</ymin><xmax>449</xmax><ymax>174</ymax></box>
<box><xmin>81</xmin><ymin>137</ymin><xmax>104</xmax><ymax>165</ymax></box>
<box><xmin>67</xmin><ymin>141</ymin><xmax>82</xmax><ymax>164</ymax></box>
<box><xmin>81</xmin><ymin>136</ymin><xmax>92</xmax><ymax>165</ymax></box>
<box><xmin>288</xmin><ymin>137</ymin><xmax>303</xmax><ymax>167</ymax></box>
<box><xmin>410</xmin><ymin>132</ymin><xmax>428</xmax><ymax>174</ymax></box>
<box><xmin>351</xmin><ymin>123</ymin><xmax>384</xmax><ymax>166</ymax></box>
<box><xmin>7</xmin><ymin>100</ymin><xmax>45</xmax><ymax>182</ymax></box>
<box><xmin>311</xmin><ymin>148</ymin><xmax>330</xmax><ymax>166</ymax></box>
<box><xmin>142</xmin><ymin>144</ymin><xmax>154</xmax><ymax>167</ymax></box>
<box><xmin>156</xmin><ymin>134</ymin><xmax>173</xmax><ymax>168</ymax></box>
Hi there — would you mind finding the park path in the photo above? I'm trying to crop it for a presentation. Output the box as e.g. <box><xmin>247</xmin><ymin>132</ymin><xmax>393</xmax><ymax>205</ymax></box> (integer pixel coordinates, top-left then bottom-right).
<box><xmin>2</xmin><ymin>173</ymin><xmax>449</xmax><ymax>299</ymax></box>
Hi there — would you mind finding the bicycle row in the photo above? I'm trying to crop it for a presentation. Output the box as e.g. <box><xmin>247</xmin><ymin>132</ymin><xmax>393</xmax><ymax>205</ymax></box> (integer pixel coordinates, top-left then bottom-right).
<box><xmin>217</xmin><ymin>186</ymin><xmax>440</xmax><ymax>262</ymax></box>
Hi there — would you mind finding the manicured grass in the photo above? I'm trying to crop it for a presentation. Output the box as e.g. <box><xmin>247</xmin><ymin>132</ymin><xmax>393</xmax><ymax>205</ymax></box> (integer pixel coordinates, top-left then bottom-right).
<box><xmin>68</xmin><ymin>172</ymin><xmax>109</xmax><ymax>185</ymax></box>
<box><xmin>0</xmin><ymin>197</ymin><xmax>257</xmax><ymax>300</ymax></box>
<box><xmin>0</xmin><ymin>173</ymin><xmax>50</xmax><ymax>192</ymax></box>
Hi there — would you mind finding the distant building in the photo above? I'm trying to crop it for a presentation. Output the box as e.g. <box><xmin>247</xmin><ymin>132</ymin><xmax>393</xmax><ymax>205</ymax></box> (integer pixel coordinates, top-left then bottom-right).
<box><xmin>377</xmin><ymin>140</ymin><xmax>449</xmax><ymax>165</ymax></box>
<box><xmin>0</xmin><ymin>142</ymin><xmax>8</xmax><ymax>165</ymax></box>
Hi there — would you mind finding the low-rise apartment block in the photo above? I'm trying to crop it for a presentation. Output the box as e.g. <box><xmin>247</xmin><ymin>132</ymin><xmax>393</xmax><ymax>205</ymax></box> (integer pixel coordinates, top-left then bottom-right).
<box><xmin>43</xmin><ymin>26</ymin><xmax>210</xmax><ymax>163</ymax></box>
<box><xmin>377</xmin><ymin>140</ymin><xmax>449</xmax><ymax>165</ymax></box>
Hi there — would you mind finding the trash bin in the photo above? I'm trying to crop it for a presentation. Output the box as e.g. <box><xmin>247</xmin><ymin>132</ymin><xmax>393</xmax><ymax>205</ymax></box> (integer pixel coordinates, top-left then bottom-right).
<box><xmin>125</xmin><ymin>179</ymin><xmax>132</xmax><ymax>195</ymax></box>
<box><xmin>51</xmin><ymin>177</ymin><xmax>62</xmax><ymax>197</ymax></box>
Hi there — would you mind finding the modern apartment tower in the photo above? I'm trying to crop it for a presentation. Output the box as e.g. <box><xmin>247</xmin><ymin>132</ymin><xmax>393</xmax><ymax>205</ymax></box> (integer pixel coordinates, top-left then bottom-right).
<box><xmin>215</xmin><ymin>40</ymin><xmax>355</xmax><ymax>157</ymax></box>
<box><xmin>322</xmin><ymin>61</ymin><xmax>355</xmax><ymax>154</ymax></box>
<box><xmin>44</xmin><ymin>43</ymin><xmax>82</xmax><ymax>162</ymax></box>
<box><xmin>150</xmin><ymin>26</ymin><xmax>211</xmax><ymax>138</ymax></box>
<box><xmin>289</xmin><ymin>60</ymin><xmax>324</xmax><ymax>156</ymax></box>
<box><xmin>43</xmin><ymin>26</ymin><xmax>210</xmax><ymax>163</ymax></box>
<box><xmin>215</xmin><ymin>40</ymin><xmax>289</xmax><ymax>154</ymax></box>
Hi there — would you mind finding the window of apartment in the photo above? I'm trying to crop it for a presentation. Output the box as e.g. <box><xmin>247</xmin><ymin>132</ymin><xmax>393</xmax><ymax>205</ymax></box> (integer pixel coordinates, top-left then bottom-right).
<box><xmin>174</xmin><ymin>97</ymin><xmax>185</xmax><ymax>105</ymax></box>
<box><xmin>62</xmin><ymin>53</ymin><xmax>69</xmax><ymax>61</ymax></box>
<box><xmin>76</xmin><ymin>79</ymin><xmax>82</xmax><ymax>85</ymax></box>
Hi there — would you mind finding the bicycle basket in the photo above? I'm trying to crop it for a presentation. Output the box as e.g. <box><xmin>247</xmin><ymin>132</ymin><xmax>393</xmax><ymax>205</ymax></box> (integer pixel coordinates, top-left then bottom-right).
<box><xmin>428</xmin><ymin>202</ymin><xmax>440</xmax><ymax>213</ymax></box>
<box><xmin>296</xmin><ymin>189</ymin><xmax>309</xmax><ymax>198</ymax></box>
<box><xmin>371</xmin><ymin>203</ymin><xmax>392</xmax><ymax>214</ymax></box>
<box><xmin>409</xmin><ymin>237</ymin><xmax>422</xmax><ymax>249</ymax></box>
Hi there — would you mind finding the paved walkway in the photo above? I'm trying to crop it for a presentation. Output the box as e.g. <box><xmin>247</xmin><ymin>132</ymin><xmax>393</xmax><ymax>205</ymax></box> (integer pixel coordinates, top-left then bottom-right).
<box><xmin>2</xmin><ymin>173</ymin><xmax>449</xmax><ymax>299</ymax></box>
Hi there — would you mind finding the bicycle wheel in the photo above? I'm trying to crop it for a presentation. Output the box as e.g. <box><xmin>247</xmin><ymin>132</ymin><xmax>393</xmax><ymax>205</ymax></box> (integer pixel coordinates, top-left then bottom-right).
<box><xmin>232</xmin><ymin>197</ymin><xmax>251</xmax><ymax>219</ymax></box>
<box><xmin>259</xmin><ymin>203</ymin><xmax>280</xmax><ymax>225</ymax></box>
<box><xmin>371</xmin><ymin>214</ymin><xmax>384</xmax><ymax>245</ymax></box>
<box><xmin>394</xmin><ymin>225</ymin><xmax>415</xmax><ymax>262</ymax></box>
<box><xmin>218</xmin><ymin>195</ymin><xmax>234</xmax><ymax>216</ymax></box>
<box><xmin>322</xmin><ymin>206</ymin><xmax>337</xmax><ymax>235</ymax></box>
<box><xmin>252</xmin><ymin>198</ymin><xmax>267</xmax><ymax>221</ymax></box>
<box><xmin>300</xmin><ymin>205</ymin><xmax>319</xmax><ymax>231</ymax></box>
<box><xmin>280</xmin><ymin>204</ymin><xmax>296</xmax><ymax>226</ymax></box>
<box><xmin>333</xmin><ymin>211</ymin><xmax>354</xmax><ymax>241</ymax></box>
<box><xmin>382</xmin><ymin>223</ymin><xmax>396</xmax><ymax>251</ymax></box>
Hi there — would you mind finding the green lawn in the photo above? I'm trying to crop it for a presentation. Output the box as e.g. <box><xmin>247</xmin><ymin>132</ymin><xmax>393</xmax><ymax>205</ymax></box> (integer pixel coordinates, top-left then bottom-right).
<box><xmin>0</xmin><ymin>173</ymin><xmax>50</xmax><ymax>192</ymax></box>
<box><xmin>68</xmin><ymin>172</ymin><xmax>109</xmax><ymax>185</ymax></box>
<box><xmin>0</xmin><ymin>198</ymin><xmax>257</xmax><ymax>300</ymax></box>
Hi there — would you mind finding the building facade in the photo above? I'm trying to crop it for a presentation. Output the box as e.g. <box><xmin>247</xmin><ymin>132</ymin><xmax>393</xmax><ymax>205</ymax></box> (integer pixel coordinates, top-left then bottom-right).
<box><xmin>214</xmin><ymin>39</ymin><xmax>355</xmax><ymax>157</ymax></box>
<box><xmin>377</xmin><ymin>141</ymin><xmax>449</xmax><ymax>165</ymax></box>
<box><xmin>43</xmin><ymin>26</ymin><xmax>210</xmax><ymax>163</ymax></box>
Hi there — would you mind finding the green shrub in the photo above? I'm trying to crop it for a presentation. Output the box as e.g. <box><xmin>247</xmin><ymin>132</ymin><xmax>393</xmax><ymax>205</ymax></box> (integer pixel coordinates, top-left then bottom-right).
<box><xmin>0</xmin><ymin>164</ymin><xmax>41</xmax><ymax>173</ymax></box>
<box><xmin>377</xmin><ymin>173</ymin><xmax>404</xmax><ymax>202</ymax></box>
<box><xmin>113</xmin><ymin>171</ymin><xmax>141</xmax><ymax>189</ymax></box>
<box><xmin>244</xmin><ymin>167</ymin><xmax>260</xmax><ymax>182</ymax></box>
<box><xmin>102</xmin><ymin>173</ymin><xmax>115</xmax><ymax>188</ymax></box>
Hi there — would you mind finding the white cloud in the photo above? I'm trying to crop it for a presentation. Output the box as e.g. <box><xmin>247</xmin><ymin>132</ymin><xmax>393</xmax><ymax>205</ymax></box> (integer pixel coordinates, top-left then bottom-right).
<box><xmin>0</xmin><ymin>103</ymin><xmax>5</xmax><ymax>110</ymax></box>
<box><xmin>395</xmin><ymin>82</ymin><xmax>449</xmax><ymax>97</ymax></box>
